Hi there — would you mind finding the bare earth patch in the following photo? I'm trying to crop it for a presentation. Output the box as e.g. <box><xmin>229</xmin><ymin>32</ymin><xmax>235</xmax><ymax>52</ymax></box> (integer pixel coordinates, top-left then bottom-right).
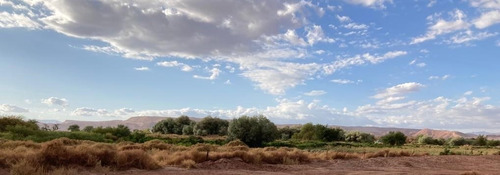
<box><xmin>102</xmin><ymin>155</ymin><xmax>500</xmax><ymax>175</ymax></box>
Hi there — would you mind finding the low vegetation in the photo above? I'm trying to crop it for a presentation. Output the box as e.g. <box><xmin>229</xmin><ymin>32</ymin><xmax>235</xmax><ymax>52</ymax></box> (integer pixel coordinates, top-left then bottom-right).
<box><xmin>1</xmin><ymin>115</ymin><xmax>499</xmax><ymax>174</ymax></box>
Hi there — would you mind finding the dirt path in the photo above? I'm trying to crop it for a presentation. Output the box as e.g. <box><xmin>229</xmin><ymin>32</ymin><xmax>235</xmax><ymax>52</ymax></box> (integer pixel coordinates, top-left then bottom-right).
<box><xmin>109</xmin><ymin>155</ymin><xmax>500</xmax><ymax>175</ymax></box>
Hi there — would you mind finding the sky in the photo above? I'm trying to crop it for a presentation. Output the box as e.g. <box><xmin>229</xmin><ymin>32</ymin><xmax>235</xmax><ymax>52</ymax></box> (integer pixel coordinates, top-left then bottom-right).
<box><xmin>1</xmin><ymin>0</ymin><xmax>500</xmax><ymax>132</ymax></box>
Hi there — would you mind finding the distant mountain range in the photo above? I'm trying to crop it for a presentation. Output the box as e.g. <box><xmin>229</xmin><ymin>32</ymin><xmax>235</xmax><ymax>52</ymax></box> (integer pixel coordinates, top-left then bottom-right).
<box><xmin>42</xmin><ymin>116</ymin><xmax>500</xmax><ymax>139</ymax></box>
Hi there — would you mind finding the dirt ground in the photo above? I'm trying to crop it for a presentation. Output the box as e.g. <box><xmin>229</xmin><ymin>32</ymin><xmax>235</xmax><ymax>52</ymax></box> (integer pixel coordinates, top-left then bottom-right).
<box><xmin>1</xmin><ymin>155</ymin><xmax>498</xmax><ymax>175</ymax></box>
<box><xmin>112</xmin><ymin>155</ymin><xmax>499</xmax><ymax>175</ymax></box>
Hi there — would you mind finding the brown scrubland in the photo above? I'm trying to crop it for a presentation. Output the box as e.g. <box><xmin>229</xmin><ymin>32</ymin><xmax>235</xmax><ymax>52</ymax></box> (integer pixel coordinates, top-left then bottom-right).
<box><xmin>0</xmin><ymin>138</ymin><xmax>430</xmax><ymax>175</ymax></box>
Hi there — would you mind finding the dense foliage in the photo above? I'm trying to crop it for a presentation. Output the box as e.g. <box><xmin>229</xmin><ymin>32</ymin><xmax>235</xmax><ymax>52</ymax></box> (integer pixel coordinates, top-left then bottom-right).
<box><xmin>292</xmin><ymin>123</ymin><xmax>344</xmax><ymax>142</ymax></box>
<box><xmin>227</xmin><ymin>115</ymin><xmax>278</xmax><ymax>147</ymax></box>
<box><xmin>344</xmin><ymin>131</ymin><xmax>375</xmax><ymax>143</ymax></box>
<box><xmin>193</xmin><ymin>116</ymin><xmax>229</xmax><ymax>136</ymax></box>
<box><xmin>380</xmin><ymin>131</ymin><xmax>407</xmax><ymax>146</ymax></box>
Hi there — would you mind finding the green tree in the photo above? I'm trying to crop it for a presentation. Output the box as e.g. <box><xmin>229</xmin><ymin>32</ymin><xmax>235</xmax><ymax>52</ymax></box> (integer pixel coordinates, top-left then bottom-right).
<box><xmin>292</xmin><ymin>123</ymin><xmax>344</xmax><ymax>142</ymax></box>
<box><xmin>380</xmin><ymin>131</ymin><xmax>407</xmax><ymax>146</ymax></box>
<box><xmin>83</xmin><ymin>126</ymin><xmax>94</xmax><ymax>132</ymax></box>
<box><xmin>277</xmin><ymin>126</ymin><xmax>300</xmax><ymax>140</ymax></box>
<box><xmin>474</xmin><ymin>135</ymin><xmax>487</xmax><ymax>146</ymax></box>
<box><xmin>152</xmin><ymin>118</ymin><xmax>182</xmax><ymax>134</ymax></box>
<box><xmin>227</xmin><ymin>115</ymin><xmax>278</xmax><ymax>147</ymax></box>
<box><xmin>194</xmin><ymin>116</ymin><xmax>229</xmax><ymax>136</ymax></box>
<box><xmin>448</xmin><ymin>137</ymin><xmax>467</xmax><ymax>146</ymax></box>
<box><xmin>345</xmin><ymin>131</ymin><xmax>375</xmax><ymax>143</ymax></box>
<box><xmin>0</xmin><ymin>115</ymin><xmax>39</xmax><ymax>131</ymax></box>
<box><xmin>67</xmin><ymin>124</ymin><xmax>80</xmax><ymax>132</ymax></box>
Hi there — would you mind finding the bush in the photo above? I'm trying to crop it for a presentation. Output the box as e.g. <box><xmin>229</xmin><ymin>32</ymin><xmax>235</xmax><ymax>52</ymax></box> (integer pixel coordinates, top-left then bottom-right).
<box><xmin>292</xmin><ymin>123</ymin><xmax>344</xmax><ymax>142</ymax></box>
<box><xmin>67</xmin><ymin>124</ymin><xmax>80</xmax><ymax>132</ymax></box>
<box><xmin>448</xmin><ymin>137</ymin><xmax>469</xmax><ymax>146</ymax></box>
<box><xmin>277</xmin><ymin>126</ymin><xmax>300</xmax><ymax>140</ymax></box>
<box><xmin>344</xmin><ymin>131</ymin><xmax>375</xmax><ymax>143</ymax></box>
<box><xmin>380</xmin><ymin>131</ymin><xmax>407</xmax><ymax>146</ymax></box>
<box><xmin>194</xmin><ymin>116</ymin><xmax>228</xmax><ymax>136</ymax></box>
<box><xmin>474</xmin><ymin>135</ymin><xmax>487</xmax><ymax>146</ymax></box>
<box><xmin>228</xmin><ymin>115</ymin><xmax>278</xmax><ymax>147</ymax></box>
<box><xmin>487</xmin><ymin>140</ymin><xmax>500</xmax><ymax>147</ymax></box>
<box><xmin>152</xmin><ymin>116</ymin><xmax>197</xmax><ymax>135</ymax></box>
<box><xmin>0</xmin><ymin>116</ymin><xmax>39</xmax><ymax>132</ymax></box>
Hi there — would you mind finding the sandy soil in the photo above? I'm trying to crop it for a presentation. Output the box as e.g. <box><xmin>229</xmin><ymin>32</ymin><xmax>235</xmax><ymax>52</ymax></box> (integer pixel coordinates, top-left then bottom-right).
<box><xmin>110</xmin><ymin>155</ymin><xmax>500</xmax><ymax>175</ymax></box>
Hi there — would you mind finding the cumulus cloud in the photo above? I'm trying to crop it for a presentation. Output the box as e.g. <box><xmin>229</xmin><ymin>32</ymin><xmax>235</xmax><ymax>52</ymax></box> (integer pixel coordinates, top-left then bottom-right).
<box><xmin>411</xmin><ymin>9</ymin><xmax>469</xmax><ymax>44</ymax></box>
<box><xmin>22</xmin><ymin>0</ymin><xmax>317</xmax><ymax>59</ymax></box>
<box><xmin>304</xmin><ymin>90</ymin><xmax>327</xmax><ymax>96</ymax></box>
<box><xmin>447</xmin><ymin>30</ymin><xmax>498</xmax><ymax>44</ymax></box>
<box><xmin>0</xmin><ymin>104</ymin><xmax>29</xmax><ymax>113</ymax></box>
<box><xmin>194</xmin><ymin>68</ymin><xmax>221</xmax><ymax>80</ymax></box>
<box><xmin>134</xmin><ymin>99</ymin><xmax>374</xmax><ymax>125</ymax></box>
<box><xmin>336</xmin><ymin>15</ymin><xmax>351</xmax><ymax>22</ymax></box>
<box><xmin>41</xmin><ymin>97</ymin><xmax>68</xmax><ymax>106</ymax></box>
<box><xmin>0</xmin><ymin>11</ymin><xmax>40</xmax><ymax>29</ymax></box>
<box><xmin>429</xmin><ymin>75</ymin><xmax>450</xmax><ymax>80</ymax></box>
<box><xmin>157</xmin><ymin>61</ymin><xmax>193</xmax><ymax>72</ymax></box>
<box><xmin>305</xmin><ymin>25</ymin><xmax>335</xmax><ymax>45</ymax></box>
<box><xmin>344</xmin><ymin>0</ymin><xmax>393</xmax><ymax>9</ymax></box>
<box><xmin>343</xmin><ymin>22</ymin><xmax>369</xmax><ymax>30</ymax></box>
<box><xmin>373</xmin><ymin>82</ymin><xmax>425</xmax><ymax>99</ymax></box>
<box><xmin>134</xmin><ymin>67</ymin><xmax>150</xmax><ymax>71</ymax></box>
<box><xmin>322</xmin><ymin>50</ymin><xmax>407</xmax><ymax>75</ymax></box>
<box><xmin>331</xmin><ymin>79</ymin><xmax>355</xmax><ymax>84</ymax></box>
<box><xmin>473</xmin><ymin>10</ymin><xmax>500</xmax><ymax>29</ymax></box>
<box><xmin>71</xmin><ymin>107</ymin><xmax>109</xmax><ymax>116</ymax></box>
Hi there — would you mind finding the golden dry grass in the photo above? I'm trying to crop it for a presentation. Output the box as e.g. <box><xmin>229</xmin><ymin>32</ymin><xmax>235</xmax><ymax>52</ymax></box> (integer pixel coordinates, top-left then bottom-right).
<box><xmin>0</xmin><ymin>138</ymin><xmax>445</xmax><ymax>174</ymax></box>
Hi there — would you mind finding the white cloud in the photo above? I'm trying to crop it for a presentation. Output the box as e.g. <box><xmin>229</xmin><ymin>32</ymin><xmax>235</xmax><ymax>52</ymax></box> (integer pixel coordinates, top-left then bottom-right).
<box><xmin>305</xmin><ymin>25</ymin><xmax>335</xmax><ymax>45</ymax></box>
<box><xmin>41</xmin><ymin>97</ymin><xmax>68</xmax><ymax>106</ymax></box>
<box><xmin>194</xmin><ymin>68</ymin><xmax>221</xmax><ymax>80</ymax></box>
<box><xmin>411</xmin><ymin>9</ymin><xmax>469</xmax><ymax>44</ymax></box>
<box><xmin>363</xmin><ymin>51</ymin><xmax>407</xmax><ymax>64</ymax></box>
<box><xmin>241</xmin><ymin>62</ymin><xmax>320</xmax><ymax>95</ymax></box>
<box><xmin>157</xmin><ymin>61</ymin><xmax>193</xmax><ymax>72</ymax></box>
<box><xmin>344</xmin><ymin>0</ymin><xmax>393</xmax><ymax>9</ymax></box>
<box><xmin>304</xmin><ymin>90</ymin><xmax>327</xmax><ymax>96</ymax></box>
<box><xmin>71</xmin><ymin>107</ymin><xmax>109</xmax><ymax>116</ymax></box>
<box><xmin>416</xmin><ymin>63</ymin><xmax>426</xmax><ymax>67</ymax></box>
<box><xmin>282</xmin><ymin>29</ymin><xmax>308</xmax><ymax>46</ymax></box>
<box><xmin>464</xmin><ymin>91</ymin><xmax>473</xmax><ymax>96</ymax></box>
<box><xmin>331</xmin><ymin>79</ymin><xmax>355</xmax><ymax>84</ymax></box>
<box><xmin>314</xmin><ymin>50</ymin><xmax>325</xmax><ymax>55</ymax></box>
<box><xmin>323</xmin><ymin>50</ymin><xmax>407</xmax><ymax>75</ymax></box>
<box><xmin>336</xmin><ymin>15</ymin><xmax>351</xmax><ymax>22</ymax></box>
<box><xmin>429</xmin><ymin>75</ymin><xmax>450</xmax><ymax>80</ymax></box>
<box><xmin>114</xmin><ymin>108</ymin><xmax>135</xmax><ymax>116</ymax></box>
<box><xmin>0</xmin><ymin>104</ymin><xmax>29</xmax><ymax>113</ymax></box>
<box><xmin>0</xmin><ymin>11</ymin><xmax>40</xmax><ymax>29</ymax></box>
<box><xmin>447</xmin><ymin>30</ymin><xmax>498</xmax><ymax>44</ymax></box>
<box><xmin>27</xmin><ymin>0</ymin><xmax>316</xmax><ymax>60</ymax></box>
<box><xmin>373</xmin><ymin>82</ymin><xmax>425</xmax><ymax>99</ymax></box>
<box><xmin>134</xmin><ymin>67</ymin><xmax>150</xmax><ymax>71</ymax></box>
<box><xmin>224</xmin><ymin>80</ymin><xmax>231</xmax><ymax>85</ymax></box>
<box><xmin>473</xmin><ymin>10</ymin><xmax>500</xmax><ymax>29</ymax></box>
<box><xmin>134</xmin><ymin>98</ymin><xmax>373</xmax><ymax>125</ymax></box>
<box><xmin>343</xmin><ymin>22</ymin><xmax>369</xmax><ymax>30</ymax></box>
<box><xmin>470</xmin><ymin>0</ymin><xmax>500</xmax><ymax>10</ymax></box>
<box><xmin>428</xmin><ymin>0</ymin><xmax>437</xmax><ymax>7</ymax></box>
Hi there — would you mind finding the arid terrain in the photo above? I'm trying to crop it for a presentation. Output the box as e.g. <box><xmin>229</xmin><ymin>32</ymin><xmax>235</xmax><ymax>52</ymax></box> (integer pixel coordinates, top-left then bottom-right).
<box><xmin>15</xmin><ymin>155</ymin><xmax>493</xmax><ymax>175</ymax></box>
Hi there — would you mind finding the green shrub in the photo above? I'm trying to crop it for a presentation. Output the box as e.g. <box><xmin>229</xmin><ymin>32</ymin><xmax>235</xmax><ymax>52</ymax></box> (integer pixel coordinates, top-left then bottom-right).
<box><xmin>228</xmin><ymin>115</ymin><xmax>278</xmax><ymax>147</ymax></box>
<box><xmin>344</xmin><ymin>131</ymin><xmax>375</xmax><ymax>143</ymax></box>
<box><xmin>380</xmin><ymin>131</ymin><xmax>407</xmax><ymax>146</ymax></box>
<box><xmin>194</xmin><ymin>116</ymin><xmax>228</xmax><ymax>136</ymax></box>
<box><xmin>292</xmin><ymin>123</ymin><xmax>344</xmax><ymax>142</ymax></box>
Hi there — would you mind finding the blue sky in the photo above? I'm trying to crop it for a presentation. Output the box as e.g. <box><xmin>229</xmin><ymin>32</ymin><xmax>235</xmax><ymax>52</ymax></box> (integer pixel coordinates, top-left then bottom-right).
<box><xmin>1</xmin><ymin>0</ymin><xmax>500</xmax><ymax>132</ymax></box>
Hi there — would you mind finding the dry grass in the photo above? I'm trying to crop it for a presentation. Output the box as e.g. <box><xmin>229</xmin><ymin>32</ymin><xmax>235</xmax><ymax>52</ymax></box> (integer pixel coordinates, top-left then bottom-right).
<box><xmin>0</xmin><ymin>138</ymin><xmax>442</xmax><ymax>174</ymax></box>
